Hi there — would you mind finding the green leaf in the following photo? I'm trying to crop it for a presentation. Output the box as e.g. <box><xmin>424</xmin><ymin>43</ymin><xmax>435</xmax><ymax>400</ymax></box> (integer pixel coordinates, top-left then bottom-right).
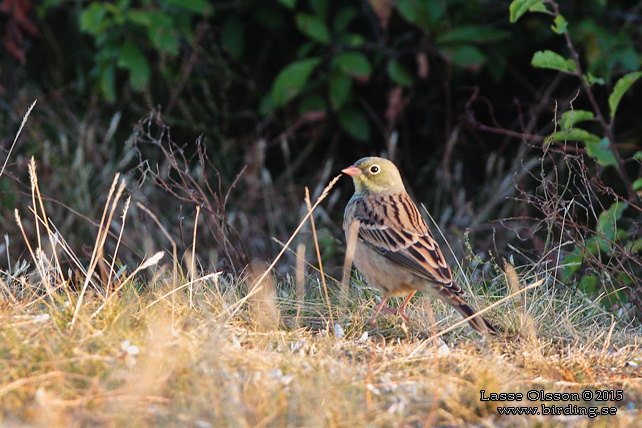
<box><xmin>509</xmin><ymin>0</ymin><xmax>545</xmax><ymax>23</ymax></box>
<box><xmin>561</xmin><ymin>248</ymin><xmax>583</xmax><ymax>282</ymax></box>
<box><xmin>436</xmin><ymin>26</ymin><xmax>508</xmax><ymax>44</ymax></box>
<box><xmin>443</xmin><ymin>45</ymin><xmax>486</xmax><ymax>68</ymax></box>
<box><xmin>531</xmin><ymin>50</ymin><xmax>576</xmax><ymax>73</ymax></box>
<box><xmin>529</xmin><ymin>2</ymin><xmax>548</xmax><ymax>12</ymax></box>
<box><xmin>147</xmin><ymin>12</ymin><xmax>179</xmax><ymax>55</ymax></box>
<box><xmin>99</xmin><ymin>62</ymin><xmax>116</xmax><ymax>103</ymax></box>
<box><xmin>337</xmin><ymin>32</ymin><xmax>366</xmax><ymax>47</ymax></box>
<box><xmin>338</xmin><ymin>106</ymin><xmax>370</xmax><ymax>141</ymax></box>
<box><xmin>551</xmin><ymin>14</ymin><xmax>567</xmax><ymax>34</ymax></box>
<box><xmin>578</xmin><ymin>274</ymin><xmax>598</xmax><ymax>295</ymax></box>
<box><xmin>631</xmin><ymin>238</ymin><xmax>642</xmax><ymax>253</ymax></box>
<box><xmin>165</xmin><ymin>0</ymin><xmax>213</xmax><ymax>15</ymax></box>
<box><xmin>295</xmin><ymin>13</ymin><xmax>330</xmax><ymax>45</ymax></box>
<box><xmin>126</xmin><ymin>10</ymin><xmax>151</xmax><ymax>27</ymax></box>
<box><xmin>221</xmin><ymin>17</ymin><xmax>244</xmax><ymax>59</ymax></box>
<box><xmin>584</xmin><ymin>72</ymin><xmax>605</xmax><ymax>86</ymax></box>
<box><xmin>585</xmin><ymin>137</ymin><xmax>618</xmax><ymax>167</ymax></box>
<box><xmin>80</xmin><ymin>2</ymin><xmax>109</xmax><ymax>35</ymax></box>
<box><xmin>335</xmin><ymin>52</ymin><xmax>372</xmax><ymax>79</ymax></box>
<box><xmin>609</xmin><ymin>71</ymin><xmax>642</xmax><ymax>120</ymax></box>
<box><xmin>276</xmin><ymin>0</ymin><xmax>296</xmax><ymax>9</ymax></box>
<box><xmin>333</xmin><ymin>7</ymin><xmax>357</xmax><ymax>33</ymax></box>
<box><xmin>396</xmin><ymin>0</ymin><xmax>435</xmax><ymax>30</ymax></box>
<box><xmin>598</xmin><ymin>202</ymin><xmax>628</xmax><ymax>242</ymax></box>
<box><xmin>271</xmin><ymin>57</ymin><xmax>321</xmax><ymax>106</ymax></box>
<box><xmin>310</xmin><ymin>0</ymin><xmax>329</xmax><ymax>22</ymax></box>
<box><xmin>299</xmin><ymin>94</ymin><xmax>326</xmax><ymax>114</ymax></box>
<box><xmin>297</xmin><ymin>41</ymin><xmax>317</xmax><ymax>58</ymax></box>
<box><xmin>559</xmin><ymin>110</ymin><xmax>594</xmax><ymax>130</ymax></box>
<box><xmin>633</xmin><ymin>151</ymin><xmax>642</xmax><ymax>161</ymax></box>
<box><xmin>259</xmin><ymin>94</ymin><xmax>276</xmax><ymax>116</ymax></box>
<box><xmin>387</xmin><ymin>60</ymin><xmax>414</xmax><ymax>86</ymax></box>
<box><xmin>117</xmin><ymin>42</ymin><xmax>150</xmax><ymax>91</ymax></box>
<box><xmin>632</xmin><ymin>177</ymin><xmax>642</xmax><ymax>191</ymax></box>
<box><xmin>329</xmin><ymin>72</ymin><xmax>352</xmax><ymax>110</ymax></box>
<box><xmin>551</xmin><ymin>128</ymin><xmax>600</xmax><ymax>144</ymax></box>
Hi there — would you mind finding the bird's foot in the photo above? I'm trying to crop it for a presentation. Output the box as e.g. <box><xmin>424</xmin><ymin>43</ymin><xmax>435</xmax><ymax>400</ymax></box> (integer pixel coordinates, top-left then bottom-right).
<box><xmin>380</xmin><ymin>305</ymin><xmax>398</xmax><ymax>315</ymax></box>
<box><xmin>385</xmin><ymin>306</ymin><xmax>411</xmax><ymax>323</ymax></box>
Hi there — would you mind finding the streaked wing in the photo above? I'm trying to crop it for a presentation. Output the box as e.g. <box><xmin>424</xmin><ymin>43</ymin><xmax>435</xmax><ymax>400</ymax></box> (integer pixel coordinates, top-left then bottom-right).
<box><xmin>346</xmin><ymin>193</ymin><xmax>460</xmax><ymax>292</ymax></box>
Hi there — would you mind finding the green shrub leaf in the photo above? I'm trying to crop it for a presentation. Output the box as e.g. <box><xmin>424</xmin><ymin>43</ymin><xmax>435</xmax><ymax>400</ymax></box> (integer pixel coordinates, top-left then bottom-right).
<box><xmin>276</xmin><ymin>0</ymin><xmax>297</xmax><ymax>9</ymax></box>
<box><xmin>99</xmin><ymin>63</ymin><xmax>116</xmax><ymax>103</ymax></box>
<box><xmin>299</xmin><ymin>94</ymin><xmax>326</xmax><ymax>114</ymax></box>
<box><xmin>387</xmin><ymin>60</ymin><xmax>414</xmax><ymax>86</ymax></box>
<box><xmin>632</xmin><ymin>177</ymin><xmax>642</xmax><ymax>191</ymax></box>
<box><xmin>586</xmin><ymin>137</ymin><xmax>618</xmax><ymax>167</ymax></box>
<box><xmin>559</xmin><ymin>110</ymin><xmax>594</xmax><ymax>130</ymax></box>
<box><xmin>126</xmin><ymin>10</ymin><xmax>151</xmax><ymax>27</ymax></box>
<box><xmin>337</xmin><ymin>32</ymin><xmax>366</xmax><ymax>47</ymax></box>
<box><xmin>609</xmin><ymin>71</ymin><xmax>642</xmax><ymax>120</ymax></box>
<box><xmin>295</xmin><ymin>13</ymin><xmax>330</xmax><ymax>45</ymax></box>
<box><xmin>443</xmin><ymin>45</ymin><xmax>486</xmax><ymax>67</ymax></box>
<box><xmin>271</xmin><ymin>57</ymin><xmax>321</xmax><ymax>106</ymax></box>
<box><xmin>397</xmin><ymin>0</ymin><xmax>440</xmax><ymax>30</ymax></box>
<box><xmin>578</xmin><ymin>274</ymin><xmax>598</xmax><ymax>295</ymax></box>
<box><xmin>561</xmin><ymin>249</ymin><xmax>583</xmax><ymax>282</ymax></box>
<box><xmin>165</xmin><ymin>0</ymin><xmax>213</xmax><ymax>15</ymax></box>
<box><xmin>80</xmin><ymin>2</ymin><xmax>109</xmax><ymax>35</ymax></box>
<box><xmin>436</xmin><ymin>26</ymin><xmax>508</xmax><ymax>44</ymax></box>
<box><xmin>598</xmin><ymin>202</ymin><xmax>628</xmax><ymax>242</ymax></box>
<box><xmin>338</xmin><ymin>106</ymin><xmax>370</xmax><ymax>141</ymax></box>
<box><xmin>335</xmin><ymin>52</ymin><xmax>372</xmax><ymax>79</ymax></box>
<box><xmin>585</xmin><ymin>72</ymin><xmax>605</xmax><ymax>86</ymax></box>
<box><xmin>551</xmin><ymin>15</ymin><xmax>568</xmax><ymax>34</ymax></box>
<box><xmin>147</xmin><ymin>12</ymin><xmax>179</xmax><ymax>55</ymax></box>
<box><xmin>531</xmin><ymin>50</ymin><xmax>577</xmax><ymax>73</ymax></box>
<box><xmin>333</xmin><ymin>7</ymin><xmax>357</xmax><ymax>33</ymax></box>
<box><xmin>310</xmin><ymin>0</ymin><xmax>329</xmax><ymax>22</ymax></box>
<box><xmin>509</xmin><ymin>0</ymin><xmax>545</xmax><ymax>23</ymax></box>
<box><xmin>552</xmin><ymin>129</ymin><xmax>599</xmax><ymax>144</ymax></box>
<box><xmin>117</xmin><ymin>42</ymin><xmax>150</xmax><ymax>91</ymax></box>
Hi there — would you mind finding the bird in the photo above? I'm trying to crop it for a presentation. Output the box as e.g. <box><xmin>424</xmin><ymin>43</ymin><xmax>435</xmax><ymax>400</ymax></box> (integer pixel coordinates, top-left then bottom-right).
<box><xmin>342</xmin><ymin>156</ymin><xmax>497</xmax><ymax>334</ymax></box>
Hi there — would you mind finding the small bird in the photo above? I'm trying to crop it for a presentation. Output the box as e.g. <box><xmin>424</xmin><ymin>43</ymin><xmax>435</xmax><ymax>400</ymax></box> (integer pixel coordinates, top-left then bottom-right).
<box><xmin>342</xmin><ymin>157</ymin><xmax>497</xmax><ymax>334</ymax></box>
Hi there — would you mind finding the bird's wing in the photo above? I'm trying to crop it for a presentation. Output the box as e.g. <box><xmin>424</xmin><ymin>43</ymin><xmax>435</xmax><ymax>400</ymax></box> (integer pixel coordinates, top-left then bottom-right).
<box><xmin>347</xmin><ymin>193</ymin><xmax>461</xmax><ymax>293</ymax></box>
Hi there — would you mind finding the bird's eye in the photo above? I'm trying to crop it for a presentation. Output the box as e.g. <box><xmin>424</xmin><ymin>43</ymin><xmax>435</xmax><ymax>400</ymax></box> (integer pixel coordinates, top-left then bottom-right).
<box><xmin>369</xmin><ymin>165</ymin><xmax>380</xmax><ymax>174</ymax></box>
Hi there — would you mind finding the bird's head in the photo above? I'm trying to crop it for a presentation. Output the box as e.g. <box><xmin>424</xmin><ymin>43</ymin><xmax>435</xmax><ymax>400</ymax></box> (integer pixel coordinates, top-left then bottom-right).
<box><xmin>342</xmin><ymin>157</ymin><xmax>406</xmax><ymax>195</ymax></box>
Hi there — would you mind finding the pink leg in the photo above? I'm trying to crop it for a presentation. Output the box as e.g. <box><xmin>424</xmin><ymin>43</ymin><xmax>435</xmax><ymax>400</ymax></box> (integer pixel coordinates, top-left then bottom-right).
<box><xmin>380</xmin><ymin>305</ymin><xmax>398</xmax><ymax>314</ymax></box>
<box><xmin>368</xmin><ymin>295</ymin><xmax>390</xmax><ymax>325</ymax></box>
<box><xmin>397</xmin><ymin>291</ymin><xmax>416</xmax><ymax>323</ymax></box>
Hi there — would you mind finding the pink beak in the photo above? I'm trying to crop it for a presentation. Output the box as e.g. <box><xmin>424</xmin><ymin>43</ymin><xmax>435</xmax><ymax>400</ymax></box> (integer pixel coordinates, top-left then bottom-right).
<box><xmin>342</xmin><ymin>165</ymin><xmax>362</xmax><ymax>176</ymax></box>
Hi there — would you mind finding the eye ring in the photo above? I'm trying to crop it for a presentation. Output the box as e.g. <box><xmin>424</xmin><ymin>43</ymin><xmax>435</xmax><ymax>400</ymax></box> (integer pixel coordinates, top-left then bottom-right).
<box><xmin>369</xmin><ymin>164</ymin><xmax>381</xmax><ymax>174</ymax></box>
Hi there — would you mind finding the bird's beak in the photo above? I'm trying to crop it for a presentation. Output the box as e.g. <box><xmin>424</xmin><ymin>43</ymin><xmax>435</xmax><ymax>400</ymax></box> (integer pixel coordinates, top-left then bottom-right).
<box><xmin>342</xmin><ymin>165</ymin><xmax>362</xmax><ymax>176</ymax></box>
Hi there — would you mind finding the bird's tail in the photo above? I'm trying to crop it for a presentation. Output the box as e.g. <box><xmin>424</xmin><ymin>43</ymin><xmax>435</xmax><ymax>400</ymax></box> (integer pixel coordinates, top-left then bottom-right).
<box><xmin>451</xmin><ymin>296</ymin><xmax>498</xmax><ymax>335</ymax></box>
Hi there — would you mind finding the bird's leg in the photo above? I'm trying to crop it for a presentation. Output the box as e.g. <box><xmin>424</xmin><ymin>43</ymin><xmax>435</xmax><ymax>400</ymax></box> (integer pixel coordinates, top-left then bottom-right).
<box><xmin>397</xmin><ymin>291</ymin><xmax>416</xmax><ymax>323</ymax></box>
<box><xmin>368</xmin><ymin>295</ymin><xmax>391</xmax><ymax>324</ymax></box>
<box><xmin>380</xmin><ymin>305</ymin><xmax>398</xmax><ymax>314</ymax></box>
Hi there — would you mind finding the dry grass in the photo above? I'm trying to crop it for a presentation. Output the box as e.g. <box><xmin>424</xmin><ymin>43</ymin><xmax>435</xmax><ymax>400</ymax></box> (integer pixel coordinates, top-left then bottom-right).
<box><xmin>1</xmin><ymin>159</ymin><xmax>642</xmax><ymax>428</ymax></box>
<box><xmin>1</xmin><ymin>104</ymin><xmax>641</xmax><ymax>427</ymax></box>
